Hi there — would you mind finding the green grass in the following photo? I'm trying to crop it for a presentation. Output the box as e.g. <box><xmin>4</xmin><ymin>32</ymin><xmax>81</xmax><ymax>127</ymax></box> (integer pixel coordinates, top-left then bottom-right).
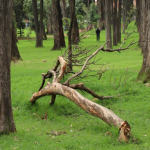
<box><xmin>0</xmin><ymin>22</ymin><xmax>150</xmax><ymax>150</ymax></box>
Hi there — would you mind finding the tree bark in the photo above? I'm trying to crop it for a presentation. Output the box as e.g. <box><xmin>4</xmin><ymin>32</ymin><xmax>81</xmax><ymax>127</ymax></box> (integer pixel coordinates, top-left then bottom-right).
<box><xmin>51</xmin><ymin>0</ymin><xmax>66</xmax><ymax>50</ymax></box>
<box><xmin>47</xmin><ymin>2</ymin><xmax>53</xmax><ymax>35</ymax></box>
<box><xmin>11</xmin><ymin>23</ymin><xmax>22</xmax><ymax>61</ymax></box>
<box><xmin>32</xmin><ymin>0</ymin><xmax>43</xmax><ymax>47</ymax></box>
<box><xmin>97</xmin><ymin>0</ymin><xmax>101</xmax><ymax>30</ymax></box>
<box><xmin>105</xmin><ymin>0</ymin><xmax>112</xmax><ymax>49</ymax></box>
<box><xmin>137</xmin><ymin>0</ymin><xmax>150</xmax><ymax>82</ymax></box>
<box><xmin>30</xmin><ymin>54</ymin><xmax>131</xmax><ymax>142</ymax></box>
<box><xmin>61</xmin><ymin>0</ymin><xmax>69</xmax><ymax>30</ymax></box>
<box><xmin>0</xmin><ymin>0</ymin><xmax>16</xmax><ymax>134</ymax></box>
<box><xmin>100</xmin><ymin>0</ymin><xmax>105</xmax><ymax>30</ymax></box>
<box><xmin>69</xmin><ymin>0</ymin><xmax>79</xmax><ymax>44</ymax></box>
<box><xmin>113</xmin><ymin>0</ymin><xmax>118</xmax><ymax>46</ymax></box>
<box><xmin>117</xmin><ymin>0</ymin><xmax>122</xmax><ymax>43</ymax></box>
<box><xmin>122</xmin><ymin>0</ymin><xmax>127</xmax><ymax>34</ymax></box>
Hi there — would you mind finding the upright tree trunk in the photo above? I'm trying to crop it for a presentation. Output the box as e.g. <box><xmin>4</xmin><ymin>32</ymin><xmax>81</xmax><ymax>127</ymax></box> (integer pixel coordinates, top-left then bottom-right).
<box><xmin>69</xmin><ymin>0</ymin><xmax>79</xmax><ymax>44</ymax></box>
<box><xmin>32</xmin><ymin>0</ymin><xmax>43</xmax><ymax>47</ymax></box>
<box><xmin>47</xmin><ymin>2</ymin><xmax>53</xmax><ymax>35</ymax></box>
<box><xmin>61</xmin><ymin>0</ymin><xmax>69</xmax><ymax>30</ymax></box>
<box><xmin>51</xmin><ymin>0</ymin><xmax>66</xmax><ymax>50</ymax></box>
<box><xmin>97</xmin><ymin>0</ymin><xmax>101</xmax><ymax>30</ymax></box>
<box><xmin>0</xmin><ymin>0</ymin><xmax>16</xmax><ymax>134</ymax></box>
<box><xmin>122</xmin><ymin>0</ymin><xmax>127</xmax><ymax>34</ymax></box>
<box><xmin>100</xmin><ymin>0</ymin><xmax>105</xmax><ymax>30</ymax></box>
<box><xmin>137</xmin><ymin>0</ymin><xmax>150</xmax><ymax>82</ymax></box>
<box><xmin>136</xmin><ymin>0</ymin><xmax>146</xmax><ymax>53</ymax></box>
<box><xmin>105</xmin><ymin>0</ymin><xmax>112</xmax><ymax>49</ymax></box>
<box><xmin>117</xmin><ymin>0</ymin><xmax>122</xmax><ymax>43</ymax></box>
<box><xmin>113</xmin><ymin>0</ymin><xmax>118</xmax><ymax>46</ymax></box>
<box><xmin>11</xmin><ymin>24</ymin><xmax>22</xmax><ymax>61</ymax></box>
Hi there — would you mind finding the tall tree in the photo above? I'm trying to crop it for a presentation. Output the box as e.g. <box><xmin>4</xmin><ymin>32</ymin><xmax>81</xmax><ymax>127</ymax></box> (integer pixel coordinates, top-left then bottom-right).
<box><xmin>61</xmin><ymin>0</ymin><xmax>69</xmax><ymax>30</ymax></box>
<box><xmin>97</xmin><ymin>0</ymin><xmax>101</xmax><ymax>30</ymax></box>
<box><xmin>105</xmin><ymin>0</ymin><xmax>112</xmax><ymax>49</ymax></box>
<box><xmin>51</xmin><ymin>0</ymin><xmax>65</xmax><ymax>50</ymax></box>
<box><xmin>122</xmin><ymin>0</ymin><xmax>127</xmax><ymax>34</ymax></box>
<box><xmin>100</xmin><ymin>0</ymin><xmax>105</xmax><ymax>30</ymax></box>
<box><xmin>113</xmin><ymin>0</ymin><xmax>118</xmax><ymax>46</ymax></box>
<box><xmin>117</xmin><ymin>0</ymin><xmax>121</xmax><ymax>43</ymax></box>
<box><xmin>11</xmin><ymin>23</ymin><xmax>22</xmax><ymax>61</ymax></box>
<box><xmin>0</xmin><ymin>0</ymin><xmax>16</xmax><ymax>134</ymax></box>
<box><xmin>32</xmin><ymin>0</ymin><xmax>43</xmax><ymax>47</ymax></box>
<box><xmin>137</xmin><ymin>0</ymin><xmax>150</xmax><ymax>82</ymax></box>
<box><xmin>47</xmin><ymin>1</ymin><xmax>53</xmax><ymax>34</ymax></box>
<box><xmin>69</xmin><ymin>0</ymin><xmax>79</xmax><ymax>44</ymax></box>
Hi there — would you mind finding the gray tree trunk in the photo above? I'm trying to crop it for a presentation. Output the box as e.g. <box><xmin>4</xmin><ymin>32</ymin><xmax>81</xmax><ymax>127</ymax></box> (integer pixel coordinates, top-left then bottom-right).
<box><xmin>0</xmin><ymin>0</ymin><xmax>16</xmax><ymax>134</ymax></box>
<box><xmin>105</xmin><ymin>0</ymin><xmax>112</xmax><ymax>49</ymax></box>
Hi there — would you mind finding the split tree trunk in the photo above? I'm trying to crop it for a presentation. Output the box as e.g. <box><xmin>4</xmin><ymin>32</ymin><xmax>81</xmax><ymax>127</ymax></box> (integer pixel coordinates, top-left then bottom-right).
<box><xmin>0</xmin><ymin>0</ymin><xmax>16</xmax><ymax>134</ymax></box>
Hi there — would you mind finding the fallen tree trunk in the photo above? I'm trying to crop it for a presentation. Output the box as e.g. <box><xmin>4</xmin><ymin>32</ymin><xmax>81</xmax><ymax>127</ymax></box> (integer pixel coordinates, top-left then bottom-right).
<box><xmin>29</xmin><ymin>40</ymin><xmax>138</xmax><ymax>142</ymax></box>
<box><xmin>30</xmin><ymin>82</ymin><xmax>130</xmax><ymax>142</ymax></box>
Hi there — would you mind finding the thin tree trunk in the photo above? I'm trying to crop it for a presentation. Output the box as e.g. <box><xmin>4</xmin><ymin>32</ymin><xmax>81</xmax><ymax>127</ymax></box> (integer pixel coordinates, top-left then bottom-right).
<box><xmin>32</xmin><ymin>0</ymin><xmax>43</xmax><ymax>47</ymax></box>
<box><xmin>0</xmin><ymin>0</ymin><xmax>16</xmax><ymax>134</ymax></box>
<box><xmin>97</xmin><ymin>0</ymin><xmax>101</xmax><ymax>30</ymax></box>
<box><xmin>61</xmin><ymin>0</ymin><xmax>69</xmax><ymax>30</ymax></box>
<box><xmin>105</xmin><ymin>0</ymin><xmax>112</xmax><ymax>49</ymax></box>
<box><xmin>69</xmin><ymin>0</ymin><xmax>79</xmax><ymax>44</ymax></box>
<box><xmin>117</xmin><ymin>0</ymin><xmax>122</xmax><ymax>43</ymax></box>
<box><xmin>11</xmin><ymin>24</ymin><xmax>22</xmax><ymax>61</ymax></box>
<box><xmin>51</xmin><ymin>0</ymin><xmax>65</xmax><ymax>50</ymax></box>
<box><xmin>47</xmin><ymin>2</ymin><xmax>53</xmax><ymax>35</ymax></box>
<box><xmin>113</xmin><ymin>0</ymin><xmax>118</xmax><ymax>46</ymax></box>
<box><xmin>122</xmin><ymin>0</ymin><xmax>127</xmax><ymax>34</ymax></box>
<box><xmin>100</xmin><ymin>0</ymin><xmax>105</xmax><ymax>30</ymax></box>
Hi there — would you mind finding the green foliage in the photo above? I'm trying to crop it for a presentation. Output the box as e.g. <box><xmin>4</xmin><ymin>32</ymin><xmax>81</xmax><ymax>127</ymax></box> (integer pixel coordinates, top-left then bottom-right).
<box><xmin>1</xmin><ymin>22</ymin><xmax>150</xmax><ymax>149</ymax></box>
<box><xmin>126</xmin><ymin>5</ymin><xmax>137</xmax><ymax>26</ymax></box>
<box><xmin>76</xmin><ymin>15</ymin><xmax>85</xmax><ymax>29</ymax></box>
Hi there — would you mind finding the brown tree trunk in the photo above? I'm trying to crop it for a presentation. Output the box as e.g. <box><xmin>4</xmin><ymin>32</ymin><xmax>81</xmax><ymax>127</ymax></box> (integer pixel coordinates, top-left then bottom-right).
<box><xmin>61</xmin><ymin>0</ymin><xmax>69</xmax><ymax>30</ymax></box>
<box><xmin>11</xmin><ymin>23</ymin><xmax>22</xmax><ymax>61</ymax></box>
<box><xmin>32</xmin><ymin>0</ymin><xmax>43</xmax><ymax>47</ymax></box>
<box><xmin>97</xmin><ymin>0</ymin><xmax>101</xmax><ymax>30</ymax></box>
<box><xmin>0</xmin><ymin>0</ymin><xmax>16</xmax><ymax>134</ymax></box>
<box><xmin>113</xmin><ymin>0</ymin><xmax>118</xmax><ymax>46</ymax></box>
<box><xmin>105</xmin><ymin>0</ymin><xmax>112</xmax><ymax>49</ymax></box>
<box><xmin>137</xmin><ymin>0</ymin><xmax>150</xmax><ymax>82</ymax></box>
<box><xmin>122</xmin><ymin>0</ymin><xmax>127</xmax><ymax>34</ymax></box>
<box><xmin>117</xmin><ymin>0</ymin><xmax>121</xmax><ymax>43</ymax></box>
<box><xmin>47</xmin><ymin>1</ymin><xmax>53</xmax><ymax>35</ymax></box>
<box><xmin>69</xmin><ymin>0</ymin><xmax>79</xmax><ymax>44</ymax></box>
<box><xmin>51</xmin><ymin>0</ymin><xmax>66</xmax><ymax>50</ymax></box>
<box><xmin>100</xmin><ymin>0</ymin><xmax>105</xmax><ymax>30</ymax></box>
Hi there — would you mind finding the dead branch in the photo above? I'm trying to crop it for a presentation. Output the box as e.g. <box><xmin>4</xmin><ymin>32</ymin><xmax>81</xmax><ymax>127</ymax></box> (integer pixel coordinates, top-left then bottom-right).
<box><xmin>29</xmin><ymin>39</ymin><xmax>140</xmax><ymax>142</ymax></box>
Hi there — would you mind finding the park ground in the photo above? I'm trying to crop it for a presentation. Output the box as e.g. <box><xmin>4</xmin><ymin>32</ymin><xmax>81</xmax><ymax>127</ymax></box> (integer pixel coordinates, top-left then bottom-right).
<box><xmin>0</xmin><ymin>22</ymin><xmax>150</xmax><ymax>150</ymax></box>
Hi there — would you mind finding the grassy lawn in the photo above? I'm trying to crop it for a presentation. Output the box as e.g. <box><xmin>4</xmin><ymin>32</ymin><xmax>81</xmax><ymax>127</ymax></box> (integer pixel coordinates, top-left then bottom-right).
<box><xmin>0</xmin><ymin>22</ymin><xmax>150</xmax><ymax>150</ymax></box>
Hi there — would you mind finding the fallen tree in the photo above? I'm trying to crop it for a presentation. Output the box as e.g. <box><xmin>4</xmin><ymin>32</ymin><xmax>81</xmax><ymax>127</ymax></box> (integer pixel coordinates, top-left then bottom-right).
<box><xmin>30</xmin><ymin>40</ymin><xmax>138</xmax><ymax>142</ymax></box>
